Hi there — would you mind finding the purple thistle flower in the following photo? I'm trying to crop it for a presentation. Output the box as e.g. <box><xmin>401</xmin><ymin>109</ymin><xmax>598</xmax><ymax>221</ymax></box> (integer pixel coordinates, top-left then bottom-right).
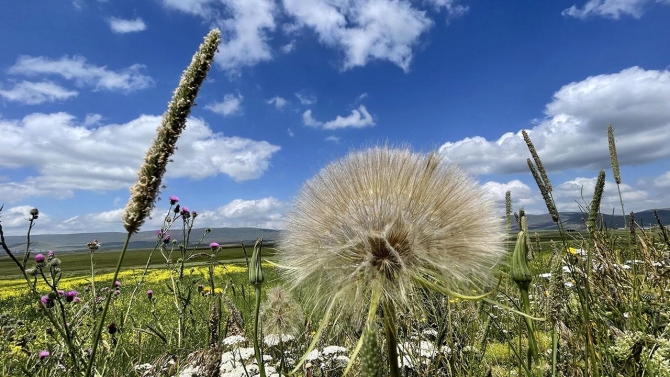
<box><xmin>57</xmin><ymin>290</ymin><xmax>64</xmax><ymax>296</ymax></box>
<box><xmin>169</xmin><ymin>195</ymin><xmax>179</xmax><ymax>205</ymax></box>
<box><xmin>209</xmin><ymin>242</ymin><xmax>220</xmax><ymax>250</ymax></box>
<box><xmin>157</xmin><ymin>230</ymin><xmax>163</xmax><ymax>236</ymax></box>
<box><xmin>40</xmin><ymin>296</ymin><xmax>54</xmax><ymax>309</ymax></box>
<box><xmin>147</xmin><ymin>290</ymin><xmax>153</xmax><ymax>299</ymax></box>
<box><xmin>35</xmin><ymin>254</ymin><xmax>45</xmax><ymax>263</ymax></box>
<box><xmin>163</xmin><ymin>234</ymin><xmax>171</xmax><ymax>244</ymax></box>
<box><xmin>64</xmin><ymin>291</ymin><xmax>78</xmax><ymax>302</ymax></box>
<box><xmin>47</xmin><ymin>250</ymin><xmax>54</xmax><ymax>258</ymax></box>
<box><xmin>181</xmin><ymin>206</ymin><xmax>191</xmax><ymax>219</ymax></box>
<box><xmin>114</xmin><ymin>281</ymin><xmax>121</xmax><ymax>288</ymax></box>
<box><xmin>38</xmin><ymin>350</ymin><xmax>49</xmax><ymax>359</ymax></box>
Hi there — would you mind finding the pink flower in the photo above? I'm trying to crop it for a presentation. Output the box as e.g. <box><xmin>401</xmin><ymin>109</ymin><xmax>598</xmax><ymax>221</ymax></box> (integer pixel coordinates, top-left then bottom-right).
<box><xmin>35</xmin><ymin>254</ymin><xmax>45</xmax><ymax>263</ymax></box>
<box><xmin>209</xmin><ymin>242</ymin><xmax>220</xmax><ymax>250</ymax></box>
<box><xmin>169</xmin><ymin>195</ymin><xmax>179</xmax><ymax>205</ymax></box>
<box><xmin>114</xmin><ymin>281</ymin><xmax>121</xmax><ymax>288</ymax></box>
<box><xmin>39</xmin><ymin>350</ymin><xmax>49</xmax><ymax>359</ymax></box>
<box><xmin>47</xmin><ymin>250</ymin><xmax>54</xmax><ymax>258</ymax></box>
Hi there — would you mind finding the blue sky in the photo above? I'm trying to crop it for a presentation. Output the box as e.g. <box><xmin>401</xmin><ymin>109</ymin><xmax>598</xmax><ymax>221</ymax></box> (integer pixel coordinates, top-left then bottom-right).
<box><xmin>1</xmin><ymin>0</ymin><xmax>670</xmax><ymax>235</ymax></box>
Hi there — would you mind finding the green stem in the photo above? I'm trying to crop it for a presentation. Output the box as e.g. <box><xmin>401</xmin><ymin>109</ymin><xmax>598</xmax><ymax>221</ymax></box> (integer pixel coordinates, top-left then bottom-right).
<box><xmin>383</xmin><ymin>300</ymin><xmax>400</xmax><ymax>377</ymax></box>
<box><xmin>85</xmin><ymin>232</ymin><xmax>132</xmax><ymax>377</ymax></box>
<box><xmin>253</xmin><ymin>284</ymin><xmax>267</xmax><ymax>377</ymax></box>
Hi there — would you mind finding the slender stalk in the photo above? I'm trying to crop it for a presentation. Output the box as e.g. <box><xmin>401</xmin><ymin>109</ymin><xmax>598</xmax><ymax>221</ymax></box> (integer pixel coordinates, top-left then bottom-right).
<box><xmin>85</xmin><ymin>232</ymin><xmax>132</xmax><ymax>377</ymax></box>
<box><xmin>382</xmin><ymin>300</ymin><xmax>400</xmax><ymax>377</ymax></box>
<box><xmin>253</xmin><ymin>284</ymin><xmax>267</xmax><ymax>377</ymax></box>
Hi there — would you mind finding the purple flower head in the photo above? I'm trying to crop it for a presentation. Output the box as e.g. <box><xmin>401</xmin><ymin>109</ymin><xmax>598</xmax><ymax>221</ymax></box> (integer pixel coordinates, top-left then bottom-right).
<box><xmin>47</xmin><ymin>250</ymin><xmax>55</xmax><ymax>258</ymax></box>
<box><xmin>35</xmin><ymin>254</ymin><xmax>45</xmax><ymax>263</ymax></box>
<box><xmin>192</xmin><ymin>211</ymin><xmax>198</xmax><ymax>218</ymax></box>
<box><xmin>209</xmin><ymin>242</ymin><xmax>220</xmax><ymax>250</ymax></box>
<box><xmin>180</xmin><ymin>207</ymin><xmax>191</xmax><ymax>219</ymax></box>
<box><xmin>57</xmin><ymin>290</ymin><xmax>64</xmax><ymax>296</ymax></box>
<box><xmin>157</xmin><ymin>230</ymin><xmax>163</xmax><ymax>236</ymax></box>
<box><xmin>113</xmin><ymin>289</ymin><xmax>121</xmax><ymax>296</ymax></box>
<box><xmin>114</xmin><ymin>281</ymin><xmax>121</xmax><ymax>288</ymax></box>
<box><xmin>38</xmin><ymin>350</ymin><xmax>49</xmax><ymax>359</ymax></box>
<box><xmin>40</xmin><ymin>296</ymin><xmax>54</xmax><ymax>309</ymax></box>
<box><xmin>169</xmin><ymin>195</ymin><xmax>179</xmax><ymax>205</ymax></box>
<box><xmin>163</xmin><ymin>234</ymin><xmax>171</xmax><ymax>244</ymax></box>
<box><xmin>146</xmin><ymin>290</ymin><xmax>153</xmax><ymax>299</ymax></box>
<box><xmin>64</xmin><ymin>291</ymin><xmax>78</xmax><ymax>302</ymax></box>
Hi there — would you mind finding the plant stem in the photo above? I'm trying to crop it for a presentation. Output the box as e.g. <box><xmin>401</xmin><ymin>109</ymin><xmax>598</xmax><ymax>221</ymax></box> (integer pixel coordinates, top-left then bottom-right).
<box><xmin>383</xmin><ymin>299</ymin><xmax>400</xmax><ymax>377</ymax></box>
<box><xmin>253</xmin><ymin>284</ymin><xmax>267</xmax><ymax>377</ymax></box>
<box><xmin>85</xmin><ymin>231</ymin><xmax>132</xmax><ymax>377</ymax></box>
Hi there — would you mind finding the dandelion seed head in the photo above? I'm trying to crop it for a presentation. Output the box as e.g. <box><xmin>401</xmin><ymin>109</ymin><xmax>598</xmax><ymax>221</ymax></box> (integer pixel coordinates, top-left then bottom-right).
<box><xmin>278</xmin><ymin>146</ymin><xmax>506</xmax><ymax>318</ymax></box>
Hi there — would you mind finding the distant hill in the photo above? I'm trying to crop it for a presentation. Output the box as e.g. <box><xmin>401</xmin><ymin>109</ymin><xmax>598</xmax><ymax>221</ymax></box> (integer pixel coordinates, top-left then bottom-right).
<box><xmin>513</xmin><ymin>208</ymin><xmax>670</xmax><ymax>231</ymax></box>
<box><xmin>1</xmin><ymin>227</ymin><xmax>280</xmax><ymax>254</ymax></box>
<box><xmin>3</xmin><ymin>208</ymin><xmax>670</xmax><ymax>254</ymax></box>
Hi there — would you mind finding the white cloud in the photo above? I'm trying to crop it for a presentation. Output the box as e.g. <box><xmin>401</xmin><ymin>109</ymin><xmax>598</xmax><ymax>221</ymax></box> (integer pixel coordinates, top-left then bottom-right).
<box><xmin>205</xmin><ymin>93</ymin><xmax>244</xmax><ymax>116</ymax></box>
<box><xmin>287</xmin><ymin>128</ymin><xmax>294</xmax><ymax>137</ymax></box>
<box><xmin>295</xmin><ymin>92</ymin><xmax>317</xmax><ymax>105</ymax></box>
<box><xmin>653</xmin><ymin>171</ymin><xmax>670</xmax><ymax>188</ymax></box>
<box><xmin>0</xmin><ymin>81</ymin><xmax>78</xmax><ymax>105</ymax></box>
<box><xmin>282</xmin><ymin>0</ymin><xmax>434</xmax><ymax>71</ymax></box>
<box><xmin>9</xmin><ymin>56</ymin><xmax>153</xmax><ymax>92</ymax></box>
<box><xmin>198</xmin><ymin>197</ymin><xmax>287</xmax><ymax>229</ymax></box>
<box><xmin>108</xmin><ymin>17</ymin><xmax>147</xmax><ymax>33</ymax></box>
<box><xmin>302</xmin><ymin>109</ymin><xmax>322</xmax><ymax>127</ymax></box>
<box><xmin>439</xmin><ymin>67</ymin><xmax>670</xmax><ymax>175</ymax></box>
<box><xmin>0</xmin><ymin>113</ymin><xmax>280</xmax><ymax>202</ymax></box>
<box><xmin>425</xmin><ymin>0</ymin><xmax>469</xmax><ymax>21</ymax></box>
<box><xmin>281</xmin><ymin>40</ymin><xmax>296</xmax><ymax>54</ymax></box>
<box><xmin>482</xmin><ymin>180</ymin><xmax>536</xmax><ymax>211</ymax></box>
<box><xmin>325</xmin><ymin>136</ymin><xmax>340</xmax><ymax>143</ymax></box>
<box><xmin>322</xmin><ymin>105</ymin><xmax>374</xmax><ymax>130</ymax></box>
<box><xmin>0</xmin><ymin>205</ymin><xmax>50</xmax><ymax>231</ymax></box>
<box><xmin>266</xmin><ymin>95</ymin><xmax>288</xmax><ymax>109</ymax></box>
<box><xmin>562</xmin><ymin>0</ymin><xmax>665</xmax><ymax>19</ymax></box>
<box><xmin>214</xmin><ymin>0</ymin><xmax>276</xmax><ymax>74</ymax></box>
<box><xmin>160</xmin><ymin>0</ymin><xmax>217</xmax><ymax>17</ymax></box>
<box><xmin>551</xmin><ymin>176</ymin><xmax>652</xmax><ymax>213</ymax></box>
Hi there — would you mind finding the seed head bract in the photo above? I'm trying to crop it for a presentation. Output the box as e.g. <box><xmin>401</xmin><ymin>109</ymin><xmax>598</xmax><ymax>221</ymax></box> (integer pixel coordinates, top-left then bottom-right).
<box><xmin>278</xmin><ymin>146</ymin><xmax>506</xmax><ymax>319</ymax></box>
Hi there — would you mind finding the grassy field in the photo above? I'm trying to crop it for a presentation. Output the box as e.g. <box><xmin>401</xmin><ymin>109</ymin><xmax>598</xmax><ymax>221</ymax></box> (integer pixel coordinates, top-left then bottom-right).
<box><xmin>0</xmin><ymin>244</ymin><xmax>277</xmax><ymax>279</ymax></box>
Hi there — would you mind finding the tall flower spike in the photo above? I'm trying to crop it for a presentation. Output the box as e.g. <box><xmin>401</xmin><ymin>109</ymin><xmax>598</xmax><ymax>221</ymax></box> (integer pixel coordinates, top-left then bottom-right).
<box><xmin>587</xmin><ymin>170</ymin><xmax>606</xmax><ymax>233</ymax></box>
<box><xmin>278</xmin><ymin>146</ymin><xmax>506</xmax><ymax>321</ymax></box>
<box><xmin>527</xmin><ymin>158</ymin><xmax>559</xmax><ymax>223</ymax></box>
<box><xmin>122</xmin><ymin>29</ymin><xmax>221</xmax><ymax>233</ymax></box>
<box><xmin>607</xmin><ymin>124</ymin><xmax>621</xmax><ymax>185</ymax></box>
<box><xmin>505</xmin><ymin>190</ymin><xmax>512</xmax><ymax>232</ymax></box>
<box><xmin>522</xmin><ymin>130</ymin><xmax>552</xmax><ymax>192</ymax></box>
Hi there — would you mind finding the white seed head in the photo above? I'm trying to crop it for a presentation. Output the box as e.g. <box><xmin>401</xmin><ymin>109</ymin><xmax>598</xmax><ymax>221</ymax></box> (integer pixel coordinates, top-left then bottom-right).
<box><xmin>278</xmin><ymin>146</ymin><xmax>506</xmax><ymax>318</ymax></box>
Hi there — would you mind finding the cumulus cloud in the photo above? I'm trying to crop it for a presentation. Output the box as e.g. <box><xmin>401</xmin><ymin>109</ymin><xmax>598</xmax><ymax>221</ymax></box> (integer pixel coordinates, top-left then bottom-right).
<box><xmin>653</xmin><ymin>171</ymin><xmax>670</xmax><ymax>188</ymax></box>
<box><xmin>8</xmin><ymin>55</ymin><xmax>153</xmax><ymax>92</ymax></box>
<box><xmin>302</xmin><ymin>109</ymin><xmax>322</xmax><ymax>127</ymax></box>
<box><xmin>0</xmin><ymin>81</ymin><xmax>78</xmax><ymax>104</ymax></box>
<box><xmin>439</xmin><ymin>66</ymin><xmax>670</xmax><ymax>175</ymax></box>
<box><xmin>483</xmin><ymin>180</ymin><xmax>537</xmax><ymax>211</ymax></box>
<box><xmin>562</xmin><ymin>0</ymin><xmax>665</xmax><ymax>19</ymax></box>
<box><xmin>0</xmin><ymin>113</ymin><xmax>280</xmax><ymax>202</ymax></box>
<box><xmin>108</xmin><ymin>17</ymin><xmax>147</xmax><ymax>33</ymax></box>
<box><xmin>205</xmin><ymin>93</ymin><xmax>244</xmax><ymax>116</ymax></box>
<box><xmin>322</xmin><ymin>105</ymin><xmax>374</xmax><ymax>130</ymax></box>
<box><xmin>160</xmin><ymin>0</ymin><xmax>217</xmax><ymax>17</ymax></box>
<box><xmin>214</xmin><ymin>0</ymin><xmax>276</xmax><ymax>74</ymax></box>
<box><xmin>295</xmin><ymin>92</ymin><xmax>317</xmax><ymax>105</ymax></box>
<box><xmin>266</xmin><ymin>95</ymin><xmax>288</xmax><ymax>109</ymax></box>
<box><xmin>0</xmin><ymin>205</ymin><xmax>51</xmax><ymax>230</ymax></box>
<box><xmin>282</xmin><ymin>0</ymin><xmax>433</xmax><ymax>71</ymax></box>
<box><xmin>425</xmin><ymin>0</ymin><xmax>469</xmax><ymax>21</ymax></box>
<box><xmin>197</xmin><ymin>197</ymin><xmax>287</xmax><ymax>229</ymax></box>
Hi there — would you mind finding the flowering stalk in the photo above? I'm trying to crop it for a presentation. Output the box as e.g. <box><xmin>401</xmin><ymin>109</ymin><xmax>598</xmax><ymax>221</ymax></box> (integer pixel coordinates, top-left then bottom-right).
<box><xmin>249</xmin><ymin>238</ymin><xmax>267</xmax><ymax>377</ymax></box>
<box><xmin>85</xmin><ymin>29</ymin><xmax>221</xmax><ymax>377</ymax></box>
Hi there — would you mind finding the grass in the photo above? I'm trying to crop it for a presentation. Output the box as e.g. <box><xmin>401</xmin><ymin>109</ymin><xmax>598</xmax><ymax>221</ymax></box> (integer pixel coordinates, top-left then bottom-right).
<box><xmin>0</xmin><ymin>245</ymin><xmax>277</xmax><ymax>279</ymax></box>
